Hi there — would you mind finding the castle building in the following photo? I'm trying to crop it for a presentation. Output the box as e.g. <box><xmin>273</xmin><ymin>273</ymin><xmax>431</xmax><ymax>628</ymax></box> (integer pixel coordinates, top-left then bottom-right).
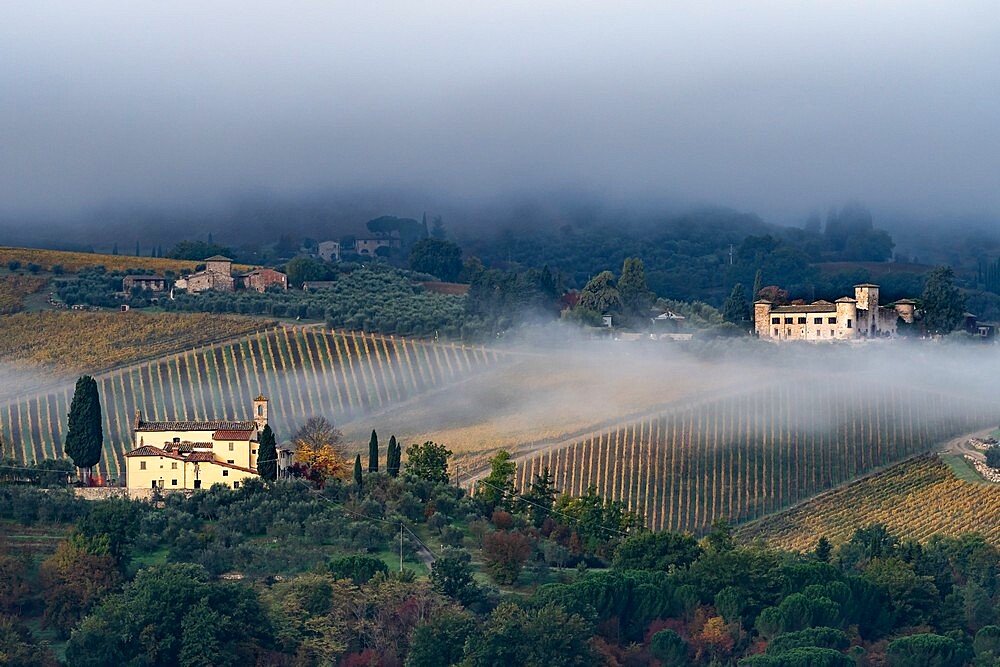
<box><xmin>125</xmin><ymin>395</ymin><xmax>268</xmax><ymax>491</ymax></box>
<box><xmin>754</xmin><ymin>284</ymin><xmax>915</xmax><ymax>342</ymax></box>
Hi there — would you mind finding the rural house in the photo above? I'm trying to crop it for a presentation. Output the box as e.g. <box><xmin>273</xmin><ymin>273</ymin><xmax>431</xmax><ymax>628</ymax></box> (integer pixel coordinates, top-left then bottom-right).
<box><xmin>239</xmin><ymin>267</ymin><xmax>288</xmax><ymax>292</ymax></box>
<box><xmin>175</xmin><ymin>255</ymin><xmax>236</xmax><ymax>293</ymax></box>
<box><xmin>754</xmin><ymin>284</ymin><xmax>916</xmax><ymax>342</ymax></box>
<box><xmin>125</xmin><ymin>395</ymin><xmax>269</xmax><ymax>491</ymax></box>
<box><xmin>122</xmin><ymin>275</ymin><xmax>169</xmax><ymax>295</ymax></box>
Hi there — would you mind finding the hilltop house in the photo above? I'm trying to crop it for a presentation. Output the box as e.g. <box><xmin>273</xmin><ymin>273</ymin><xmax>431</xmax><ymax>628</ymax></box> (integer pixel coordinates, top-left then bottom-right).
<box><xmin>318</xmin><ymin>240</ymin><xmax>341</xmax><ymax>262</ymax></box>
<box><xmin>354</xmin><ymin>233</ymin><xmax>401</xmax><ymax>256</ymax></box>
<box><xmin>125</xmin><ymin>395</ymin><xmax>269</xmax><ymax>491</ymax></box>
<box><xmin>754</xmin><ymin>284</ymin><xmax>916</xmax><ymax>342</ymax></box>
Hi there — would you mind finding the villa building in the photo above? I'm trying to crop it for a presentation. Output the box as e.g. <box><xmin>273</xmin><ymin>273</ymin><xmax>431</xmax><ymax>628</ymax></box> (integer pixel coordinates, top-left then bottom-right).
<box><xmin>125</xmin><ymin>395</ymin><xmax>269</xmax><ymax>491</ymax></box>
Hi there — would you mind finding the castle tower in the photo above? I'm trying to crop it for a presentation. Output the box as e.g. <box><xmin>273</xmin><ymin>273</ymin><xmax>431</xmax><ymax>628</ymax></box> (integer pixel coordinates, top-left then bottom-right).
<box><xmin>893</xmin><ymin>299</ymin><xmax>916</xmax><ymax>324</ymax></box>
<box><xmin>253</xmin><ymin>394</ymin><xmax>269</xmax><ymax>431</ymax></box>
<box><xmin>753</xmin><ymin>300</ymin><xmax>773</xmax><ymax>338</ymax></box>
<box><xmin>854</xmin><ymin>284</ymin><xmax>880</xmax><ymax>335</ymax></box>
<box><xmin>835</xmin><ymin>297</ymin><xmax>858</xmax><ymax>338</ymax></box>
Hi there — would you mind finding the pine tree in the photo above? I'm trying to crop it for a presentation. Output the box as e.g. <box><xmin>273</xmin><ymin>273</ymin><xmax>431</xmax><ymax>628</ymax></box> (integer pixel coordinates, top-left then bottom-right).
<box><xmin>815</xmin><ymin>536</ymin><xmax>832</xmax><ymax>562</ymax></box>
<box><xmin>353</xmin><ymin>454</ymin><xmax>363</xmax><ymax>490</ymax></box>
<box><xmin>368</xmin><ymin>430</ymin><xmax>379</xmax><ymax>473</ymax></box>
<box><xmin>723</xmin><ymin>283</ymin><xmax>749</xmax><ymax>324</ymax></box>
<box><xmin>64</xmin><ymin>376</ymin><xmax>103</xmax><ymax>476</ymax></box>
<box><xmin>257</xmin><ymin>424</ymin><xmax>277</xmax><ymax>481</ymax></box>
<box><xmin>386</xmin><ymin>435</ymin><xmax>401</xmax><ymax>478</ymax></box>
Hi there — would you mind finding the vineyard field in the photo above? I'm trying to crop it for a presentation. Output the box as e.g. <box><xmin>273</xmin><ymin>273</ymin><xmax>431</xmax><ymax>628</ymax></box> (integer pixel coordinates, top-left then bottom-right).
<box><xmin>0</xmin><ymin>275</ymin><xmax>48</xmax><ymax>314</ymax></box>
<box><xmin>2</xmin><ymin>328</ymin><xmax>502</xmax><ymax>480</ymax></box>
<box><xmin>736</xmin><ymin>455</ymin><xmax>1000</xmax><ymax>549</ymax></box>
<box><xmin>507</xmin><ymin>382</ymin><xmax>995</xmax><ymax>535</ymax></box>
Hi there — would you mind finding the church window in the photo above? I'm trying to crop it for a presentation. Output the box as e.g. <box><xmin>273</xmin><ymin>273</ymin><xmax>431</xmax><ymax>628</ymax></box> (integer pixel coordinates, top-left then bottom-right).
<box><xmin>227</xmin><ymin>460</ymin><xmax>234</xmax><ymax>464</ymax></box>
<box><xmin>171</xmin><ymin>462</ymin><xmax>177</xmax><ymax>469</ymax></box>
<box><xmin>233</xmin><ymin>482</ymin><xmax>240</xmax><ymax>489</ymax></box>
<box><xmin>140</xmin><ymin>461</ymin><xmax>146</xmax><ymax>470</ymax></box>
<box><xmin>171</xmin><ymin>479</ymin><xmax>177</xmax><ymax>486</ymax></box>
<box><xmin>173</xmin><ymin>437</ymin><xmax>180</xmax><ymax>443</ymax></box>
<box><xmin>223</xmin><ymin>470</ymin><xmax>229</xmax><ymax>477</ymax></box>
<box><xmin>257</xmin><ymin>405</ymin><xmax>263</xmax><ymax>417</ymax></box>
<box><xmin>229</xmin><ymin>443</ymin><xmax>234</xmax><ymax>451</ymax></box>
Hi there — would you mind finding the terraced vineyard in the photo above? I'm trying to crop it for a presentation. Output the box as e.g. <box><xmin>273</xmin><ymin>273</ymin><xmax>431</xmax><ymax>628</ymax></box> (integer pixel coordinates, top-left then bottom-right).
<box><xmin>2</xmin><ymin>328</ymin><xmax>502</xmax><ymax>480</ymax></box>
<box><xmin>510</xmin><ymin>382</ymin><xmax>995</xmax><ymax>534</ymax></box>
<box><xmin>0</xmin><ymin>245</ymin><xmax>253</xmax><ymax>274</ymax></box>
<box><xmin>737</xmin><ymin>454</ymin><xmax>1000</xmax><ymax>549</ymax></box>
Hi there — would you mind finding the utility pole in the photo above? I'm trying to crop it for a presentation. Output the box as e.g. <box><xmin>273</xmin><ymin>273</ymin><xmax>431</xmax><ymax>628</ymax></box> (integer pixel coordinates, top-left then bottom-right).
<box><xmin>729</xmin><ymin>244</ymin><xmax>735</xmax><ymax>265</ymax></box>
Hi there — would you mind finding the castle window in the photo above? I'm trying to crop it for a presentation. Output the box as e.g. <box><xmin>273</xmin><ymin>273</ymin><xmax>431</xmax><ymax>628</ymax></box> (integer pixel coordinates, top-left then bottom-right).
<box><xmin>828</xmin><ymin>317</ymin><xmax>836</xmax><ymax>324</ymax></box>
<box><xmin>771</xmin><ymin>317</ymin><xmax>780</xmax><ymax>324</ymax></box>
<box><xmin>847</xmin><ymin>319</ymin><xmax>852</xmax><ymax>329</ymax></box>
<box><xmin>797</xmin><ymin>317</ymin><xmax>806</xmax><ymax>324</ymax></box>
<box><xmin>783</xmin><ymin>317</ymin><xmax>793</xmax><ymax>324</ymax></box>
<box><xmin>223</xmin><ymin>470</ymin><xmax>229</xmax><ymax>477</ymax></box>
<box><xmin>140</xmin><ymin>461</ymin><xmax>146</xmax><ymax>470</ymax></box>
<box><xmin>171</xmin><ymin>462</ymin><xmax>177</xmax><ymax>469</ymax></box>
<box><xmin>814</xmin><ymin>318</ymin><xmax>822</xmax><ymax>324</ymax></box>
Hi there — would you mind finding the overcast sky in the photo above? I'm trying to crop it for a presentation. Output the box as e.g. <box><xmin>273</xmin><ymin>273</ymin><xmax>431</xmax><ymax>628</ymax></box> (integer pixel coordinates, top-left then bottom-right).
<box><xmin>2</xmin><ymin>1</ymin><xmax>998</xmax><ymax>222</ymax></box>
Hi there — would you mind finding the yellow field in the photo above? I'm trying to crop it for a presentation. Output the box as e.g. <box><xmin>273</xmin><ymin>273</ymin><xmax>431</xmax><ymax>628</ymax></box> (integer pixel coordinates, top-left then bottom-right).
<box><xmin>0</xmin><ymin>311</ymin><xmax>273</xmax><ymax>378</ymax></box>
<box><xmin>736</xmin><ymin>455</ymin><xmax>1000</xmax><ymax>550</ymax></box>
<box><xmin>0</xmin><ymin>246</ymin><xmax>254</xmax><ymax>274</ymax></box>
<box><xmin>0</xmin><ymin>275</ymin><xmax>48</xmax><ymax>314</ymax></box>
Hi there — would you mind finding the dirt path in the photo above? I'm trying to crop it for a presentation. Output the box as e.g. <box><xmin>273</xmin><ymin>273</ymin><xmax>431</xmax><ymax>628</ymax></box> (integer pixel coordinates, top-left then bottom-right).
<box><xmin>941</xmin><ymin>428</ymin><xmax>996</xmax><ymax>463</ymax></box>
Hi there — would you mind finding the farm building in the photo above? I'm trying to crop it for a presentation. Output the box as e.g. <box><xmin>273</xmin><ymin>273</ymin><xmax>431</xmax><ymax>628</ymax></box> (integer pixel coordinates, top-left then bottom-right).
<box><xmin>125</xmin><ymin>394</ymin><xmax>269</xmax><ymax>491</ymax></box>
<box><xmin>355</xmin><ymin>233</ymin><xmax>400</xmax><ymax>256</ymax></box>
<box><xmin>175</xmin><ymin>255</ymin><xmax>236</xmax><ymax>293</ymax></box>
<box><xmin>318</xmin><ymin>240</ymin><xmax>341</xmax><ymax>262</ymax></box>
<box><xmin>239</xmin><ymin>267</ymin><xmax>288</xmax><ymax>293</ymax></box>
<box><xmin>754</xmin><ymin>284</ymin><xmax>916</xmax><ymax>342</ymax></box>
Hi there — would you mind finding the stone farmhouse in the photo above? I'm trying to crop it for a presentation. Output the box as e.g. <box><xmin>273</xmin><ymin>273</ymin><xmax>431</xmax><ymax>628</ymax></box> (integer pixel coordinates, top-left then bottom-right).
<box><xmin>174</xmin><ymin>256</ymin><xmax>287</xmax><ymax>294</ymax></box>
<box><xmin>754</xmin><ymin>284</ymin><xmax>916</xmax><ymax>342</ymax></box>
<box><xmin>318</xmin><ymin>240</ymin><xmax>341</xmax><ymax>262</ymax></box>
<box><xmin>124</xmin><ymin>395</ymin><xmax>269</xmax><ymax>491</ymax></box>
<box><xmin>354</xmin><ymin>233</ymin><xmax>401</xmax><ymax>256</ymax></box>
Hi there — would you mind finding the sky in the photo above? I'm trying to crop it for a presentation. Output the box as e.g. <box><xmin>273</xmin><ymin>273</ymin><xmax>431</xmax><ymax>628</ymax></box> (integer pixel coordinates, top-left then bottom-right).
<box><xmin>2</xmin><ymin>1</ymin><xmax>999</xmax><ymax>222</ymax></box>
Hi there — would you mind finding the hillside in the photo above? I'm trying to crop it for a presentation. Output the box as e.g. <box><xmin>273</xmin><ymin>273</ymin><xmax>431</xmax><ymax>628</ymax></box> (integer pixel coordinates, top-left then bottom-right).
<box><xmin>0</xmin><ymin>245</ymin><xmax>254</xmax><ymax>274</ymax></box>
<box><xmin>493</xmin><ymin>382</ymin><xmax>995</xmax><ymax>534</ymax></box>
<box><xmin>2</xmin><ymin>328</ymin><xmax>503</xmax><ymax>480</ymax></box>
<box><xmin>736</xmin><ymin>454</ymin><xmax>1000</xmax><ymax>549</ymax></box>
<box><xmin>0</xmin><ymin>312</ymin><xmax>274</xmax><ymax>398</ymax></box>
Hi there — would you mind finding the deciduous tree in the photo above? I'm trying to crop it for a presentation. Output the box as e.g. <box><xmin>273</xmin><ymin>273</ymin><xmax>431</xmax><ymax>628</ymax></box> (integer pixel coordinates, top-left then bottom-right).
<box><xmin>405</xmin><ymin>442</ymin><xmax>452</xmax><ymax>485</ymax></box>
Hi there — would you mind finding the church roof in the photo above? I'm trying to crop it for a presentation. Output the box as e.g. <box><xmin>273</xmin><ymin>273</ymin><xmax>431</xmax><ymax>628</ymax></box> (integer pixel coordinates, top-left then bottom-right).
<box><xmin>126</xmin><ymin>445</ymin><xmax>183</xmax><ymax>460</ymax></box>
<box><xmin>135</xmin><ymin>418</ymin><xmax>256</xmax><ymax>432</ymax></box>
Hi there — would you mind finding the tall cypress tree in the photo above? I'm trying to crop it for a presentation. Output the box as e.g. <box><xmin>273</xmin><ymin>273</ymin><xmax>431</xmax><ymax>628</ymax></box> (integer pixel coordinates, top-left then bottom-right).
<box><xmin>257</xmin><ymin>424</ymin><xmax>277</xmax><ymax>481</ymax></box>
<box><xmin>368</xmin><ymin>430</ymin><xmax>379</xmax><ymax>473</ymax></box>
<box><xmin>353</xmin><ymin>454</ymin><xmax>363</xmax><ymax>490</ymax></box>
<box><xmin>386</xmin><ymin>435</ymin><xmax>400</xmax><ymax>478</ymax></box>
<box><xmin>752</xmin><ymin>269</ymin><xmax>763</xmax><ymax>301</ymax></box>
<box><xmin>65</xmin><ymin>375</ymin><xmax>103</xmax><ymax>476</ymax></box>
<box><xmin>723</xmin><ymin>283</ymin><xmax>749</xmax><ymax>324</ymax></box>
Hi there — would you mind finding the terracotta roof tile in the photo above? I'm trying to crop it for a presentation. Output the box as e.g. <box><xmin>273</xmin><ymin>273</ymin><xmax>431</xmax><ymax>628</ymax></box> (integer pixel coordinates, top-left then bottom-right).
<box><xmin>213</xmin><ymin>429</ymin><xmax>256</xmax><ymax>441</ymax></box>
<box><xmin>135</xmin><ymin>419</ymin><xmax>256</xmax><ymax>432</ymax></box>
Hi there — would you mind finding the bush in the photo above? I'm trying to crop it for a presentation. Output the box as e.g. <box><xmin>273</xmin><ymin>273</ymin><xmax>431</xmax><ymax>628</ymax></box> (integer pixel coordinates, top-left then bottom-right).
<box><xmin>327</xmin><ymin>554</ymin><xmax>389</xmax><ymax>584</ymax></box>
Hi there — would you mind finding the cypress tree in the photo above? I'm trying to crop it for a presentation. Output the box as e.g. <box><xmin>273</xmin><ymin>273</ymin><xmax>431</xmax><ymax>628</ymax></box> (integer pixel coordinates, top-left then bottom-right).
<box><xmin>387</xmin><ymin>435</ymin><xmax>400</xmax><ymax>478</ymax></box>
<box><xmin>257</xmin><ymin>424</ymin><xmax>277</xmax><ymax>481</ymax></box>
<box><xmin>723</xmin><ymin>283</ymin><xmax>749</xmax><ymax>324</ymax></box>
<box><xmin>368</xmin><ymin>430</ymin><xmax>379</xmax><ymax>473</ymax></box>
<box><xmin>353</xmin><ymin>454</ymin><xmax>363</xmax><ymax>490</ymax></box>
<box><xmin>752</xmin><ymin>269</ymin><xmax>763</xmax><ymax>301</ymax></box>
<box><xmin>65</xmin><ymin>375</ymin><xmax>103</xmax><ymax>476</ymax></box>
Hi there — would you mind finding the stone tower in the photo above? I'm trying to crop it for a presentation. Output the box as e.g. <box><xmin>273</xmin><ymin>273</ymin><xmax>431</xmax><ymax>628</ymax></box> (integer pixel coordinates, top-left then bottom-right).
<box><xmin>753</xmin><ymin>300</ymin><xmax>773</xmax><ymax>338</ymax></box>
<box><xmin>253</xmin><ymin>394</ymin><xmax>269</xmax><ymax>431</ymax></box>
<box><xmin>835</xmin><ymin>297</ymin><xmax>858</xmax><ymax>338</ymax></box>
<box><xmin>854</xmin><ymin>284</ymin><xmax>880</xmax><ymax>335</ymax></box>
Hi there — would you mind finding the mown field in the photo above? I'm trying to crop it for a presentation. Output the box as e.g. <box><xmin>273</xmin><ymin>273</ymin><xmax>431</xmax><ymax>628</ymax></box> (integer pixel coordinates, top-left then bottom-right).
<box><xmin>0</xmin><ymin>245</ymin><xmax>253</xmax><ymax>274</ymax></box>
<box><xmin>504</xmin><ymin>382</ymin><xmax>995</xmax><ymax>535</ymax></box>
<box><xmin>2</xmin><ymin>328</ymin><xmax>503</xmax><ymax>480</ymax></box>
<box><xmin>737</xmin><ymin>454</ymin><xmax>1000</xmax><ymax>548</ymax></box>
